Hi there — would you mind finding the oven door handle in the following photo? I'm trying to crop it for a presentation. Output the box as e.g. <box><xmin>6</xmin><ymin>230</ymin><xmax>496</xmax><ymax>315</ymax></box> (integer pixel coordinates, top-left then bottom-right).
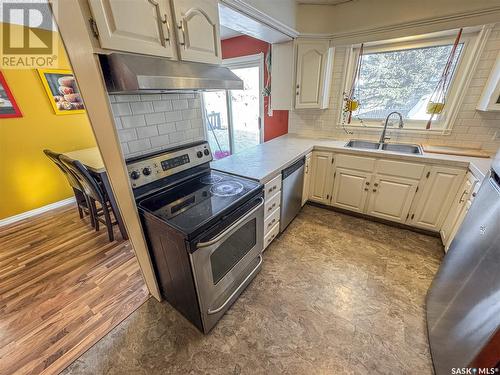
<box><xmin>196</xmin><ymin>197</ymin><xmax>264</xmax><ymax>249</ymax></box>
<box><xmin>207</xmin><ymin>254</ymin><xmax>263</xmax><ymax>315</ymax></box>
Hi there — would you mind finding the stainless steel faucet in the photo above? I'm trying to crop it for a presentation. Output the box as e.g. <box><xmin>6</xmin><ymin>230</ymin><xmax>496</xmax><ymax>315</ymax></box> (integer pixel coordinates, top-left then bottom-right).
<box><xmin>379</xmin><ymin>111</ymin><xmax>404</xmax><ymax>145</ymax></box>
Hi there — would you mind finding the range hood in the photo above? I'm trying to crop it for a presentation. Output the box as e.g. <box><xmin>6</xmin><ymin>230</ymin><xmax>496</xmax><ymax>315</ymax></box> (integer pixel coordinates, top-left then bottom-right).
<box><xmin>99</xmin><ymin>53</ymin><xmax>243</xmax><ymax>93</ymax></box>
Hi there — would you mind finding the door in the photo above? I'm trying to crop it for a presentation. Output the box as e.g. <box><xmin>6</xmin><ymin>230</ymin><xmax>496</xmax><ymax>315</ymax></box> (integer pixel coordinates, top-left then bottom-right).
<box><xmin>88</xmin><ymin>0</ymin><xmax>175</xmax><ymax>58</ymax></box>
<box><xmin>295</xmin><ymin>41</ymin><xmax>329</xmax><ymax>109</ymax></box>
<box><xmin>409</xmin><ymin>166</ymin><xmax>466</xmax><ymax>231</ymax></box>
<box><xmin>172</xmin><ymin>0</ymin><xmax>221</xmax><ymax>64</ymax></box>
<box><xmin>366</xmin><ymin>174</ymin><xmax>418</xmax><ymax>223</ymax></box>
<box><xmin>426</xmin><ymin>173</ymin><xmax>500</xmax><ymax>375</ymax></box>
<box><xmin>309</xmin><ymin>151</ymin><xmax>334</xmax><ymax>204</ymax></box>
<box><xmin>203</xmin><ymin>54</ymin><xmax>264</xmax><ymax>158</ymax></box>
<box><xmin>331</xmin><ymin>168</ymin><xmax>372</xmax><ymax>213</ymax></box>
<box><xmin>302</xmin><ymin>153</ymin><xmax>312</xmax><ymax>206</ymax></box>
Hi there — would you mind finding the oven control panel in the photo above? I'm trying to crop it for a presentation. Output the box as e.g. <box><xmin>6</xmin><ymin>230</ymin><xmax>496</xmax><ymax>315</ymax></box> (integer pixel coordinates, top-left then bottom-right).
<box><xmin>126</xmin><ymin>142</ymin><xmax>212</xmax><ymax>189</ymax></box>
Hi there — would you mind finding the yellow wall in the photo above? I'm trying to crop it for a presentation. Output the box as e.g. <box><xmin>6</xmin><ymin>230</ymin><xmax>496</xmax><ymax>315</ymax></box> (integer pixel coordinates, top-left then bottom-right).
<box><xmin>0</xmin><ymin>25</ymin><xmax>97</xmax><ymax>219</ymax></box>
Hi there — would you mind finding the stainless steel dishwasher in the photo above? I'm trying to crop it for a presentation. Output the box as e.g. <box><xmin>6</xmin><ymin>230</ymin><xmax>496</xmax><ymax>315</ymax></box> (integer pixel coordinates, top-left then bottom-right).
<box><xmin>280</xmin><ymin>157</ymin><xmax>305</xmax><ymax>232</ymax></box>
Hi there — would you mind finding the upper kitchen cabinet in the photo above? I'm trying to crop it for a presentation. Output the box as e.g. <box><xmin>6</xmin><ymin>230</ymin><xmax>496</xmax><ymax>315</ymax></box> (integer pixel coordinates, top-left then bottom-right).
<box><xmin>171</xmin><ymin>0</ymin><xmax>222</xmax><ymax>64</ymax></box>
<box><xmin>87</xmin><ymin>0</ymin><xmax>176</xmax><ymax>58</ymax></box>
<box><xmin>294</xmin><ymin>40</ymin><xmax>334</xmax><ymax>109</ymax></box>
<box><xmin>477</xmin><ymin>51</ymin><xmax>500</xmax><ymax>111</ymax></box>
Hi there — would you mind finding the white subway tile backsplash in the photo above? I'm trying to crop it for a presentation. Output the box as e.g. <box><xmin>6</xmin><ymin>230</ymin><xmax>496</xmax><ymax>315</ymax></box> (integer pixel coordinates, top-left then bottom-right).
<box><xmin>111</xmin><ymin>102</ymin><xmax>131</xmax><ymax>116</ymax></box>
<box><xmin>137</xmin><ymin>126</ymin><xmax>159</xmax><ymax>139</ymax></box>
<box><xmin>128</xmin><ymin>138</ymin><xmax>152</xmax><ymax>153</ymax></box>
<box><xmin>158</xmin><ymin>122</ymin><xmax>177</xmax><ymax>134</ymax></box>
<box><xmin>153</xmin><ymin>100</ymin><xmax>173</xmax><ymax>112</ymax></box>
<box><xmin>122</xmin><ymin>115</ymin><xmax>146</xmax><ymax>128</ymax></box>
<box><xmin>165</xmin><ymin>111</ymin><xmax>183</xmax><ymax>123</ymax></box>
<box><xmin>172</xmin><ymin>99</ymin><xmax>189</xmax><ymax>110</ymax></box>
<box><xmin>118</xmin><ymin>129</ymin><xmax>137</xmax><ymax>143</ymax></box>
<box><xmin>130</xmin><ymin>101</ymin><xmax>154</xmax><ymax>115</ymax></box>
<box><xmin>150</xmin><ymin>134</ymin><xmax>170</xmax><ymax>148</ymax></box>
<box><xmin>289</xmin><ymin>24</ymin><xmax>500</xmax><ymax>153</ymax></box>
<box><xmin>111</xmin><ymin>93</ymin><xmax>205</xmax><ymax>157</ymax></box>
<box><xmin>145</xmin><ymin>112</ymin><xmax>165</xmax><ymax>125</ymax></box>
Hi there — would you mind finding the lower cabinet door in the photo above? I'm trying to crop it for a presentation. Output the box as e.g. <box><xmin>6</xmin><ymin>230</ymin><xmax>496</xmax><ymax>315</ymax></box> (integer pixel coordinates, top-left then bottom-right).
<box><xmin>331</xmin><ymin>167</ymin><xmax>371</xmax><ymax>213</ymax></box>
<box><xmin>309</xmin><ymin>151</ymin><xmax>334</xmax><ymax>204</ymax></box>
<box><xmin>409</xmin><ymin>166</ymin><xmax>466</xmax><ymax>231</ymax></box>
<box><xmin>365</xmin><ymin>174</ymin><xmax>418</xmax><ymax>223</ymax></box>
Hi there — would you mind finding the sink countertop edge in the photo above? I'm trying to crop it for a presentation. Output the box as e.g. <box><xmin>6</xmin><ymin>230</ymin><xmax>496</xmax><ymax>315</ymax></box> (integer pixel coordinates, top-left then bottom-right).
<box><xmin>211</xmin><ymin>134</ymin><xmax>492</xmax><ymax>184</ymax></box>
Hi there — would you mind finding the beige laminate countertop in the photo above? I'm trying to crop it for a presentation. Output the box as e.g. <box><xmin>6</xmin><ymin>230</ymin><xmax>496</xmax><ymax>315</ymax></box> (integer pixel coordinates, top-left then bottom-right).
<box><xmin>211</xmin><ymin>134</ymin><xmax>492</xmax><ymax>184</ymax></box>
<box><xmin>63</xmin><ymin>147</ymin><xmax>105</xmax><ymax>173</ymax></box>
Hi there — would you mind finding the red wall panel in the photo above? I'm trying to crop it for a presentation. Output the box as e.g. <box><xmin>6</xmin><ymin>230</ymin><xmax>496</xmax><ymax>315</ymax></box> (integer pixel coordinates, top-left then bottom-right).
<box><xmin>221</xmin><ymin>35</ymin><xmax>288</xmax><ymax>142</ymax></box>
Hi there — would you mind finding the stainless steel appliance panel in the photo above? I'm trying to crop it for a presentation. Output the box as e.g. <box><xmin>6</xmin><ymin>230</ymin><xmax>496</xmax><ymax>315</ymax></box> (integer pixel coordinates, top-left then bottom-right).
<box><xmin>190</xmin><ymin>197</ymin><xmax>264</xmax><ymax>333</ymax></box>
<box><xmin>426</xmin><ymin>171</ymin><xmax>500</xmax><ymax>374</ymax></box>
<box><xmin>280</xmin><ymin>158</ymin><xmax>305</xmax><ymax>232</ymax></box>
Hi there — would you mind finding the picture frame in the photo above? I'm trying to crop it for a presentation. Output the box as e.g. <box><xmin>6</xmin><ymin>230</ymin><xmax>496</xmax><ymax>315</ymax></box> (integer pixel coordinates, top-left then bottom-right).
<box><xmin>0</xmin><ymin>71</ymin><xmax>22</xmax><ymax>118</ymax></box>
<box><xmin>37</xmin><ymin>68</ymin><xmax>85</xmax><ymax>115</ymax></box>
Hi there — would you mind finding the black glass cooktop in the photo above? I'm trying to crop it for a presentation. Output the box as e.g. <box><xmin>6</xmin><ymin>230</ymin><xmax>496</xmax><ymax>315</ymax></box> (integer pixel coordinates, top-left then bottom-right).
<box><xmin>138</xmin><ymin>170</ymin><xmax>262</xmax><ymax>237</ymax></box>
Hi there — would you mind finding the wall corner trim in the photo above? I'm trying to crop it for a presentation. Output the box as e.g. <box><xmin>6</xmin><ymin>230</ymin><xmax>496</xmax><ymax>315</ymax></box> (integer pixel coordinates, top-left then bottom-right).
<box><xmin>0</xmin><ymin>197</ymin><xmax>76</xmax><ymax>227</ymax></box>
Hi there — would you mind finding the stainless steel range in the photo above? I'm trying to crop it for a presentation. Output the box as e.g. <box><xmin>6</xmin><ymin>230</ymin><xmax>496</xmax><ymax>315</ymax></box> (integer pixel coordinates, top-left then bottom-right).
<box><xmin>127</xmin><ymin>141</ymin><xmax>264</xmax><ymax>333</ymax></box>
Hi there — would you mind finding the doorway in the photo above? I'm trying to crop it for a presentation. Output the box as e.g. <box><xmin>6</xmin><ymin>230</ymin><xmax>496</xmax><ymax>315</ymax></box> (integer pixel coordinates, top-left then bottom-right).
<box><xmin>203</xmin><ymin>53</ymin><xmax>264</xmax><ymax>159</ymax></box>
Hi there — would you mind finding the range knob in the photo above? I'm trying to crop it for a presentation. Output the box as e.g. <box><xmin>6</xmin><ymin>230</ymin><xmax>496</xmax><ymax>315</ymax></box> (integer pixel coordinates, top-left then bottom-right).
<box><xmin>204</xmin><ymin>149</ymin><xmax>210</xmax><ymax>156</ymax></box>
<box><xmin>142</xmin><ymin>167</ymin><xmax>152</xmax><ymax>176</ymax></box>
<box><xmin>197</xmin><ymin>151</ymin><xmax>203</xmax><ymax>158</ymax></box>
<box><xmin>130</xmin><ymin>170</ymin><xmax>140</xmax><ymax>180</ymax></box>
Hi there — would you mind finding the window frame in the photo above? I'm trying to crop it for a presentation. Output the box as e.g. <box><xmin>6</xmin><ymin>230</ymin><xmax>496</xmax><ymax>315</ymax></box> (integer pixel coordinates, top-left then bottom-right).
<box><xmin>339</xmin><ymin>27</ymin><xmax>488</xmax><ymax>134</ymax></box>
<box><xmin>201</xmin><ymin>53</ymin><xmax>265</xmax><ymax>156</ymax></box>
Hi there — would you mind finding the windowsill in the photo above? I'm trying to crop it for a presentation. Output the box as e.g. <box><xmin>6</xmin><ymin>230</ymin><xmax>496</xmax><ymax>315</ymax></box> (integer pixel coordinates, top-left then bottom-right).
<box><xmin>336</xmin><ymin>123</ymin><xmax>452</xmax><ymax>135</ymax></box>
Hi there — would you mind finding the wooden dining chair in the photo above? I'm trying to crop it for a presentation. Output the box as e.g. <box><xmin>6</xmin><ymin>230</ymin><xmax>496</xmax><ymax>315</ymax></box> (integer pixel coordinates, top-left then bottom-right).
<box><xmin>43</xmin><ymin>149</ymin><xmax>91</xmax><ymax>222</ymax></box>
<box><xmin>59</xmin><ymin>155</ymin><xmax>116</xmax><ymax>242</ymax></box>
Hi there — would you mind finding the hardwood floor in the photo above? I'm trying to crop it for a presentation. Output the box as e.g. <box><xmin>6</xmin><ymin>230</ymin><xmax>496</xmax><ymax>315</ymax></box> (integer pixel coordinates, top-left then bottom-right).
<box><xmin>0</xmin><ymin>204</ymin><xmax>149</xmax><ymax>375</ymax></box>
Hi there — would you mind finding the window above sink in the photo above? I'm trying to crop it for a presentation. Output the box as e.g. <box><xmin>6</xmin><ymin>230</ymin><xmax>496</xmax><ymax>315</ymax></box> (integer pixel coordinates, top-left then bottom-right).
<box><xmin>340</xmin><ymin>26</ymin><xmax>491</xmax><ymax>133</ymax></box>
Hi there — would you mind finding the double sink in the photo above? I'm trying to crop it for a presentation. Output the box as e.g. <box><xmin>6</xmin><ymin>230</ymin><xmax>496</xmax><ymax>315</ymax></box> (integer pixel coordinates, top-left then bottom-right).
<box><xmin>345</xmin><ymin>140</ymin><xmax>423</xmax><ymax>155</ymax></box>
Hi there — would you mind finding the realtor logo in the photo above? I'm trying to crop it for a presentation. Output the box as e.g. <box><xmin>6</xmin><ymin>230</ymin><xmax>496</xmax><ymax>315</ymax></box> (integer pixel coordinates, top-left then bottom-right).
<box><xmin>1</xmin><ymin>1</ymin><xmax>58</xmax><ymax>68</ymax></box>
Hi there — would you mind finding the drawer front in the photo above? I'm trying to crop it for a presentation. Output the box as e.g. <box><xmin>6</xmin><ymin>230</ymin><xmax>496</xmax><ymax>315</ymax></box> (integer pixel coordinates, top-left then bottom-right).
<box><xmin>264</xmin><ymin>207</ymin><xmax>280</xmax><ymax>235</ymax></box>
<box><xmin>376</xmin><ymin>159</ymin><xmax>424</xmax><ymax>180</ymax></box>
<box><xmin>335</xmin><ymin>154</ymin><xmax>376</xmax><ymax>172</ymax></box>
<box><xmin>264</xmin><ymin>174</ymin><xmax>282</xmax><ymax>200</ymax></box>
<box><xmin>264</xmin><ymin>191</ymin><xmax>281</xmax><ymax>219</ymax></box>
<box><xmin>263</xmin><ymin>222</ymin><xmax>280</xmax><ymax>251</ymax></box>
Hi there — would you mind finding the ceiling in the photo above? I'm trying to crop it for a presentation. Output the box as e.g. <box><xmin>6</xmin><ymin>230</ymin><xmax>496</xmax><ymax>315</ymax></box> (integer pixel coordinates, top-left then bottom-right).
<box><xmin>297</xmin><ymin>0</ymin><xmax>353</xmax><ymax>4</ymax></box>
<box><xmin>220</xmin><ymin>25</ymin><xmax>243</xmax><ymax>40</ymax></box>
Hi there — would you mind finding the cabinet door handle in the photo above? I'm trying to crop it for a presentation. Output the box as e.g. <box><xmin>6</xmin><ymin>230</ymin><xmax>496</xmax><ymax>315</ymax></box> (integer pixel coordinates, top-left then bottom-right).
<box><xmin>178</xmin><ymin>22</ymin><xmax>186</xmax><ymax>46</ymax></box>
<box><xmin>149</xmin><ymin>0</ymin><xmax>169</xmax><ymax>46</ymax></box>
<box><xmin>374</xmin><ymin>183</ymin><xmax>379</xmax><ymax>187</ymax></box>
<box><xmin>372</xmin><ymin>189</ymin><xmax>377</xmax><ymax>192</ymax></box>
<box><xmin>163</xmin><ymin>17</ymin><xmax>171</xmax><ymax>42</ymax></box>
<box><xmin>268</xmin><ymin>203</ymin><xmax>276</xmax><ymax>212</ymax></box>
<box><xmin>364</xmin><ymin>188</ymin><xmax>369</xmax><ymax>191</ymax></box>
<box><xmin>365</xmin><ymin>181</ymin><xmax>370</xmax><ymax>185</ymax></box>
<box><xmin>459</xmin><ymin>190</ymin><xmax>467</xmax><ymax>203</ymax></box>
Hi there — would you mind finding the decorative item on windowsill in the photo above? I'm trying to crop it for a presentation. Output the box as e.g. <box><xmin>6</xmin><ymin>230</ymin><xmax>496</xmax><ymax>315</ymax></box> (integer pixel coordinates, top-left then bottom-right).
<box><xmin>425</xmin><ymin>28</ymin><xmax>463</xmax><ymax>130</ymax></box>
<box><xmin>342</xmin><ymin>43</ymin><xmax>364</xmax><ymax>134</ymax></box>
<box><xmin>263</xmin><ymin>46</ymin><xmax>272</xmax><ymax>116</ymax></box>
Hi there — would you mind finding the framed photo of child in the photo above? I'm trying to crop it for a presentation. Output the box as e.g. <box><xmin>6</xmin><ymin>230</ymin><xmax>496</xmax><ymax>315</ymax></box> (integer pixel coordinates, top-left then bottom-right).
<box><xmin>37</xmin><ymin>69</ymin><xmax>85</xmax><ymax>115</ymax></box>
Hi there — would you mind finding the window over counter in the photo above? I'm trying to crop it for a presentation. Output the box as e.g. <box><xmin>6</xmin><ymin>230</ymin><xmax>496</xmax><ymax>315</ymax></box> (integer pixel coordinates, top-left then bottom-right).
<box><xmin>340</xmin><ymin>27</ymin><xmax>491</xmax><ymax>133</ymax></box>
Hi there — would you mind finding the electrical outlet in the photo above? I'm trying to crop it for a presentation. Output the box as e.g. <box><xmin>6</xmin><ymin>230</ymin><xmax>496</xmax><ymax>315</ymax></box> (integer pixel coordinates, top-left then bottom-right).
<box><xmin>493</xmin><ymin>131</ymin><xmax>500</xmax><ymax>141</ymax></box>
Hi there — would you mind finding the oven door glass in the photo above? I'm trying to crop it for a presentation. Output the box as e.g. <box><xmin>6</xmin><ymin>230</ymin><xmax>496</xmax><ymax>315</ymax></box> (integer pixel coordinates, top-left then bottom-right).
<box><xmin>210</xmin><ymin>218</ymin><xmax>257</xmax><ymax>285</ymax></box>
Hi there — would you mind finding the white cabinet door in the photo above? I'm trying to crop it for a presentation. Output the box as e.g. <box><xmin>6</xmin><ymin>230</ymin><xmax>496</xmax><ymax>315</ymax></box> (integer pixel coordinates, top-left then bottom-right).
<box><xmin>366</xmin><ymin>174</ymin><xmax>418</xmax><ymax>223</ymax></box>
<box><xmin>331</xmin><ymin>168</ymin><xmax>372</xmax><ymax>213</ymax></box>
<box><xmin>409</xmin><ymin>166</ymin><xmax>466</xmax><ymax>231</ymax></box>
<box><xmin>295</xmin><ymin>40</ymin><xmax>332</xmax><ymax>109</ymax></box>
<box><xmin>172</xmin><ymin>0</ymin><xmax>221</xmax><ymax>64</ymax></box>
<box><xmin>88</xmin><ymin>0</ymin><xmax>175</xmax><ymax>58</ymax></box>
<box><xmin>302</xmin><ymin>153</ymin><xmax>312</xmax><ymax>206</ymax></box>
<box><xmin>309</xmin><ymin>151</ymin><xmax>334</xmax><ymax>204</ymax></box>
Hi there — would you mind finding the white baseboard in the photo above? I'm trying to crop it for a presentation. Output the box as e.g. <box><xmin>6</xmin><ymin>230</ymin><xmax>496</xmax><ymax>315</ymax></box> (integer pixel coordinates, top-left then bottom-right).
<box><xmin>0</xmin><ymin>197</ymin><xmax>76</xmax><ymax>227</ymax></box>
